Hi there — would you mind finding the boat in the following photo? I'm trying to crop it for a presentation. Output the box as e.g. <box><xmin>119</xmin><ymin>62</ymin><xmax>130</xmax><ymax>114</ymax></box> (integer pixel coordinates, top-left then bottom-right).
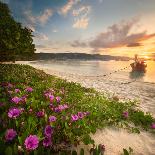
<box><xmin>130</xmin><ymin>55</ymin><xmax>147</xmax><ymax>72</ymax></box>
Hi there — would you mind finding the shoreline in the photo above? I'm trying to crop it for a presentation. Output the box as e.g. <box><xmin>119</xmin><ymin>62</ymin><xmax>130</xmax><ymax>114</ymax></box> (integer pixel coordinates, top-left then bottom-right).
<box><xmin>14</xmin><ymin>61</ymin><xmax>155</xmax><ymax>155</ymax></box>
<box><xmin>24</xmin><ymin>62</ymin><xmax>155</xmax><ymax>116</ymax></box>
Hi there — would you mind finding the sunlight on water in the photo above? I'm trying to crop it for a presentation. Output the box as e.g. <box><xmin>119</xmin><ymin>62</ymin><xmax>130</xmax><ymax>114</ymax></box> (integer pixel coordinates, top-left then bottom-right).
<box><xmin>30</xmin><ymin>60</ymin><xmax>155</xmax><ymax>83</ymax></box>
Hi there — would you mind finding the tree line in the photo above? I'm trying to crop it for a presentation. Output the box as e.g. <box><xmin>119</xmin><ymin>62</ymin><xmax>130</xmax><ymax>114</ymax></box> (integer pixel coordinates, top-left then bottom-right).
<box><xmin>0</xmin><ymin>1</ymin><xmax>35</xmax><ymax>62</ymax></box>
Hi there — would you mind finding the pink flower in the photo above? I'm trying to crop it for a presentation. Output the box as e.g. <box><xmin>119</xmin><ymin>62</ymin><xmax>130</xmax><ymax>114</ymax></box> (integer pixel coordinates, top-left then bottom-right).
<box><xmin>11</xmin><ymin>96</ymin><xmax>21</xmax><ymax>104</ymax></box>
<box><xmin>36</xmin><ymin>110</ymin><xmax>45</xmax><ymax>118</ymax></box>
<box><xmin>44</xmin><ymin>125</ymin><xmax>54</xmax><ymax>137</ymax></box>
<box><xmin>43</xmin><ymin>137</ymin><xmax>52</xmax><ymax>147</ymax></box>
<box><xmin>71</xmin><ymin>114</ymin><xmax>79</xmax><ymax>121</ymax></box>
<box><xmin>56</xmin><ymin>96</ymin><xmax>61</xmax><ymax>103</ymax></box>
<box><xmin>49</xmin><ymin>95</ymin><xmax>54</xmax><ymax>102</ymax></box>
<box><xmin>78</xmin><ymin>112</ymin><xmax>84</xmax><ymax>119</ymax></box>
<box><xmin>26</xmin><ymin>87</ymin><xmax>33</xmax><ymax>92</ymax></box>
<box><xmin>5</xmin><ymin>129</ymin><xmax>17</xmax><ymax>141</ymax></box>
<box><xmin>122</xmin><ymin>111</ymin><xmax>129</xmax><ymax>118</ymax></box>
<box><xmin>24</xmin><ymin>135</ymin><xmax>39</xmax><ymax>150</ymax></box>
<box><xmin>49</xmin><ymin>116</ymin><xmax>57</xmax><ymax>122</ymax></box>
<box><xmin>15</xmin><ymin>89</ymin><xmax>20</xmax><ymax>93</ymax></box>
<box><xmin>29</xmin><ymin>108</ymin><xmax>33</xmax><ymax>113</ymax></box>
<box><xmin>151</xmin><ymin>123</ymin><xmax>155</xmax><ymax>129</ymax></box>
<box><xmin>8</xmin><ymin>107</ymin><xmax>21</xmax><ymax>119</ymax></box>
<box><xmin>7</xmin><ymin>83</ymin><xmax>13</xmax><ymax>88</ymax></box>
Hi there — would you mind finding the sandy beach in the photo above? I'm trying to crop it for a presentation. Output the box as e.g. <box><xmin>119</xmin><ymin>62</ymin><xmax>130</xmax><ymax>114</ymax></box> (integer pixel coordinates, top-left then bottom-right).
<box><xmin>15</xmin><ymin>61</ymin><xmax>155</xmax><ymax>155</ymax></box>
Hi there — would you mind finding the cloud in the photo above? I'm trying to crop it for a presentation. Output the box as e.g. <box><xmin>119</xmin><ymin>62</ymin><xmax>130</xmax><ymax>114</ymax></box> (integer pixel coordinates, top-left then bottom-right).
<box><xmin>127</xmin><ymin>42</ymin><xmax>142</xmax><ymax>47</ymax></box>
<box><xmin>34</xmin><ymin>32</ymin><xmax>49</xmax><ymax>41</ymax></box>
<box><xmin>72</xmin><ymin>5</ymin><xmax>91</xmax><ymax>29</ymax></box>
<box><xmin>38</xmin><ymin>9</ymin><xmax>53</xmax><ymax>25</ymax></box>
<box><xmin>72</xmin><ymin>6</ymin><xmax>91</xmax><ymax>17</ymax></box>
<box><xmin>52</xmin><ymin>29</ymin><xmax>58</xmax><ymax>33</ymax></box>
<box><xmin>71</xmin><ymin>40</ymin><xmax>87</xmax><ymax>47</ymax></box>
<box><xmin>73</xmin><ymin>17</ymin><xmax>89</xmax><ymax>29</ymax></box>
<box><xmin>23</xmin><ymin>8</ymin><xmax>53</xmax><ymax>31</ymax></box>
<box><xmin>89</xmin><ymin>18</ymin><xmax>155</xmax><ymax>49</ymax></box>
<box><xmin>60</xmin><ymin>0</ymin><xmax>80</xmax><ymax>16</ymax></box>
<box><xmin>36</xmin><ymin>44</ymin><xmax>59</xmax><ymax>52</ymax></box>
<box><xmin>70</xmin><ymin>18</ymin><xmax>155</xmax><ymax>50</ymax></box>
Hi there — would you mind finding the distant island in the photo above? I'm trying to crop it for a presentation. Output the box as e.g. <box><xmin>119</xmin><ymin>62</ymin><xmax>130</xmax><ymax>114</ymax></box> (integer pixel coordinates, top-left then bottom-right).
<box><xmin>23</xmin><ymin>53</ymin><xmax>133</xmax><ymax>61</ymax></box>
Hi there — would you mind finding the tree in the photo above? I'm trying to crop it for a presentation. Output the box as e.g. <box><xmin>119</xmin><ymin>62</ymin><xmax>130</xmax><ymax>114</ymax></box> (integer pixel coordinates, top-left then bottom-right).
<box><xmin>0</xmin><ymin>2</ymin><xmax>36</xmax><ymax>62</ymax></box>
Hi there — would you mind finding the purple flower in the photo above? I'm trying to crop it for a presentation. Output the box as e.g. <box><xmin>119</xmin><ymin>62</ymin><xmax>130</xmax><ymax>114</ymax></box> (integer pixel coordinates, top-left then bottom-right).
<box><xmin>29</xmin><ymin>108</ymin><xmax>33</xmax><ymax>113</ymax></box>
<box><xmin>44</xmin><ymin>125</ymin><xmax>53</xmax><ymax>137</ymax></box>
<box><xmin>78</xmin><ymin>112</ymin><xmax>84</xmax><ymax>119</ymax></box>
<box><xmin>44</xmin><ymin>92</ymin><xmax>51</xmax><ymax>98</ymax></box>
<box><xmin>151</xmin><ymin>123</ymin><xmax>155</xmax><ymax>129</ymax></box>
<box><xmin>49</xmin><ymin>95</ymin><xmax>54</xmax><ymax>102</ymax></box>
<box><xmin>26</xmin><ymin>87</ymin><xmax>33</xmax><ymax>92</ymax></box>
<box><xmin>49</xmin><ymin>116</ymin><xmax>57</xmax><ymax>122</ymax></box>
<box><xmin>7</xmin><ymin>83</ymin><xmax>13</xmax><ymax>88</ymax></box>
<box><xmin>15</xmin><ymin>89</ymin><xmax>20</xmax><ymax>93</ymax></box>
<box><xmin>71</xmin><ymin>114</ymin><xmax>79</xmax><ymax>121</ymax></box>
<box><xmin>21</xmin><ymin>95</ymin><xmax>27</xmax><ymax>103</ymax></box>
<box><xmin>43</xmin><ymin>137</ymin><xmax>52</xmax><ymax>147</ymax></box>
<box><xmin>8</xmin><ymin>107</ymin><xmax>21</xmax><ymax>119</ymax></box>
<box><xmin>122</xmin><ymin>111</ymin><xmax>129</xmax><ymax>118</ymax></box>
<box><xmin>54</xmin><ymin>107</ymin><xmax>61</xmax><ymax>113</ymax></box>
<box><xmin>5</xmin><ymin>129</ymin><xmax>17</xmax><ymax>141</ymax></box>
<box><xmin>24</xmin><ymin>135</ymin><xmax>39</xmax><ymax>150</ymax></box>
<box><xmin>54</xmin><ymin>104</ymin><xmax>69</xmax><ymax>113</ymax></box>
<box><xmin>11</xmin><ymin>96</ymin><xmax>21</xmax><ymax>104</ymax></box>
<box><xmin>56</xmin><ymin>96</ymin><xmax>61</xmax><ymax>103</ymax></box>
<box><xmin>84</xmin><ymin>111</ymin><xmax>90</xmax><ymax>116</ymax></box>
<box><xmin>63</xmin><ymin>104</ymin><xmax>69</xmax><ymax>109</ymax></box>
<box><xmin>36</xmin><ymin>110</ymin><xmax>45</xmax><ymax>118</ymax></box>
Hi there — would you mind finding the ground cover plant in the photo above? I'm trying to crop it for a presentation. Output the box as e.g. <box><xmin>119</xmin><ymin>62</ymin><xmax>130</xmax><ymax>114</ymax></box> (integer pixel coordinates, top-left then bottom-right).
<box><xmin>0</xmin><ymin>64</ymin><xmax>155</xmax><ymax>155</ymax></box>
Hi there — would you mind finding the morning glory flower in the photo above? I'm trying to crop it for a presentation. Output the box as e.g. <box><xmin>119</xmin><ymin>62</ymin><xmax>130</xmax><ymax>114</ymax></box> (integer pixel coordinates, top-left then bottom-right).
<box><xmin>24</xmin><ymin>135</ymin><xmax>39</xmax><ymax>150</ymax></box>
<box><xmin>8</xmin><ymin>107</ymin><xmax>21</xmax><ymax>119</ymax></box>
<box><xmin>5</xmin><ymin>129</ymin><xmax>17</xmax><ymax>141</ymax></box>
<box><xmin>11</xmin><ymin>96</ymin><xmax>21</xmax><ymax>104</ymax></box>
<box><xmin>49</xmin><ymin>116</ymin><xmax>57</xmax><ymax>122</ymax></box>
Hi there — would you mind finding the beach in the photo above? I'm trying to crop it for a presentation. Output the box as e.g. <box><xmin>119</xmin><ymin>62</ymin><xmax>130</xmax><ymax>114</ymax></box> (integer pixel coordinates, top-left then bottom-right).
<box><xmin>16</xmin><ymin>60</ymin><xmax>155</xmax><ymax>155</ymax></box>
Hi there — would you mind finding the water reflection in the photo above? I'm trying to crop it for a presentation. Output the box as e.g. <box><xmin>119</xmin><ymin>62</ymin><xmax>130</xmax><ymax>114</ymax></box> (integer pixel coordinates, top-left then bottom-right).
<box><xmin>129</xmin><ymin>71</ymin><xmax>145</xmax><ymax>80</ymax></box>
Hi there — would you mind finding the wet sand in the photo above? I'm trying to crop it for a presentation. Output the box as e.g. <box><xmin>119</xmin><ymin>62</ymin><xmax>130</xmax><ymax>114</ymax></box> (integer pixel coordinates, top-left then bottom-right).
<box><xmin>16</xmin><ymin>61</ymin><xmax>155</xmax><ymax>155</ymax></box>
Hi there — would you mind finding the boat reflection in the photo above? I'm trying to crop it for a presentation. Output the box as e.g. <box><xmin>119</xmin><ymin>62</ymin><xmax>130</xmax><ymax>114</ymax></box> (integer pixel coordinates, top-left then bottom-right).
<box><xmin>129</xmin><ymin>70</ymin><xmax>146</xmax><ymax>80</ymax></box>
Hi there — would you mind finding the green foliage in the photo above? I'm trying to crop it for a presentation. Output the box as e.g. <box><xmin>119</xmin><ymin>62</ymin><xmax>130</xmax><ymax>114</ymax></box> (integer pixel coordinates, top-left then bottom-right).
<box><xmin>0</xmin><ymin>64</ymin><xmax>155</xmax><ymax>155</ymax></box>
<box><xmin>123</xmin><ymin>147</ymin><xmax>133</xmax><ymax>155</ymax></box>
<box><xmin>129</xmin><ymin>111</ymin><xmax>153</xmax><ymax>130</ymax></box>
<box><xmin>0</xmin><ymin>2</ymin><xmax>35</xmax><ymax>62</ymax></box>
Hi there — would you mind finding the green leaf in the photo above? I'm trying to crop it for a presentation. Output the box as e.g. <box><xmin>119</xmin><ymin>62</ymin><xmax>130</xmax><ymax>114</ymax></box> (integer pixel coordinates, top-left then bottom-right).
<box><xmin>18</xmin><ymin>136</ymin><xmax>22</xmax><ymax>145</ymax></box>
<box><xmin>5</xmin><ymin>146</ymin><xmax>12</xmax><ymax>155</ymax></box>
<box><xmin>123</xmin><ymin>148</ymin><xmax>129</xmax><ymax>155</ymax></box>
<box><xmin>80</xmin><ymin>148</ymin><xmax>84</xmax><ymax>155</ymax></box>
<box><xmin>72</xmin><ymin>150</ymin><xmax>77</xmax><ymax>155</ymax></box>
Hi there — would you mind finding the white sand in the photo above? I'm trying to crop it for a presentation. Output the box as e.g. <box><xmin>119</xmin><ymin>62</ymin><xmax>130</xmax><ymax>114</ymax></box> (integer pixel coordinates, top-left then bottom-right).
<box><xmin>16</xmin><ymin>61</ymin><xmax>155</xmax><ymax>155</ymax></box>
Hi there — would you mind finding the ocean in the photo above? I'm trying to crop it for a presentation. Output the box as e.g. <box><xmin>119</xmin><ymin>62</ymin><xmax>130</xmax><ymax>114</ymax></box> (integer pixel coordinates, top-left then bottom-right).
<box><xmin>29</xmin><ymin>60</ymin><xmax>155</xmax><ymax>83</ymax></box>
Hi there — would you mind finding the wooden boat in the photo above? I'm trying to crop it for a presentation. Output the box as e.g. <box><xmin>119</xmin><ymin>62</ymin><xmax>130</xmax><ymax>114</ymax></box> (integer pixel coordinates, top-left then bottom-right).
<box><xmin>130</xmin><ymin>55</ymin><xmax>147</xmax><ymax>72</ymax></box>
<box><xmin>130</xmin><ymin>61</ymin><xmax>147</xmax><ymax>72</ymax></box>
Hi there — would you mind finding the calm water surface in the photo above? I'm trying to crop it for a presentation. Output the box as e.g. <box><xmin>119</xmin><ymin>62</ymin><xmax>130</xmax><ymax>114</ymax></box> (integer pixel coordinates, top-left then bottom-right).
<box><xmin>30</xmin><ymin>60</ymin><xmax>155</xmax><ymax>83</ymax></box>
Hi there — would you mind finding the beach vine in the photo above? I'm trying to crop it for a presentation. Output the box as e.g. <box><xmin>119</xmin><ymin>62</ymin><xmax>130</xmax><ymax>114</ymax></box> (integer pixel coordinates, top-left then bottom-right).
<box><xmin>0</xmin><ymin>64</ymin><xmax>155</xmax><ymax>155</ymax></box>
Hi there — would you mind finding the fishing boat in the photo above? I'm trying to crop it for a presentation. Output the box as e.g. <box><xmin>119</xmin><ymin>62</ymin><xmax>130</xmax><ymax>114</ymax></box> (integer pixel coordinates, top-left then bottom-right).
<box><xmin>130</xmin><ymin>55</ymin><xmax>147</xmax><ymax>72</ymax></box>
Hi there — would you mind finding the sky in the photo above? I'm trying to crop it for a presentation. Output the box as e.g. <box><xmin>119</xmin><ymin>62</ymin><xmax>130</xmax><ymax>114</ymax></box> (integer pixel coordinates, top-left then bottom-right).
<box><xmin>2</xmin><ymin>0</ymin><xmax>155</xmax><ymax>57</ymax></box>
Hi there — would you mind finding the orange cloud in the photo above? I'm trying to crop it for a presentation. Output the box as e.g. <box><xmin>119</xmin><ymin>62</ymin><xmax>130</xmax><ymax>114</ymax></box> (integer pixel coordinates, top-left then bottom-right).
<box><xmin>71</xmin><ymin>18</ymin><xmax>155</xmax><ymax>50</ymax></box>
<box><xmin>60</xmin><ymin>0</ymin><xmax>80</xmax><ymax>16</ymax></box>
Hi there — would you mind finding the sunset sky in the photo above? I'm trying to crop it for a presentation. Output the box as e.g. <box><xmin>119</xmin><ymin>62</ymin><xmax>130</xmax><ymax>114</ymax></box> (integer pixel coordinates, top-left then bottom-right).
<box><xmin>2</xmin><ymin>0</ymin><xmax>155</xmax><ymax>57</ymax></box>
